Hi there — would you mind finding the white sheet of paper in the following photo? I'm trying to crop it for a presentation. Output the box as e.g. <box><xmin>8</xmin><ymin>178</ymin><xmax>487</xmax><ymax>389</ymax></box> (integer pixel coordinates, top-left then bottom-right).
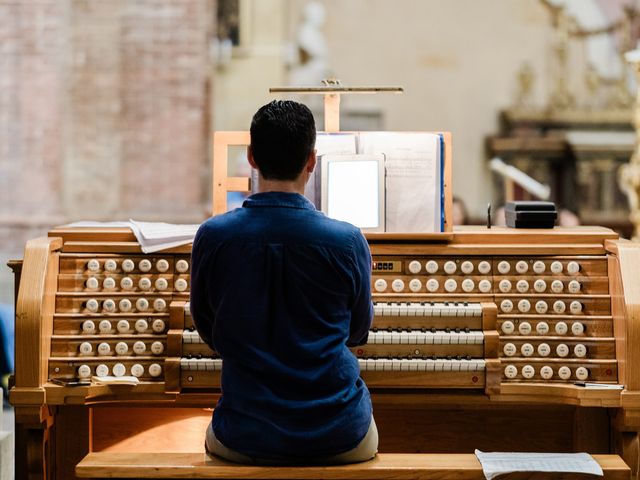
<box><xmin>357</xmin><ymin>132</ymin><xmax>442</xmax><ymax>232</ymax></box>
<box><xmin>475</xmin><ymin>450</ymin><xmax>604</xmax><ymax>480</ymax></box>
<box><xmin>306</xmin><ymin>133</ymin><xmax>357</xmax><ymax>207</ymax></box>
<box><xmin>129</xmin><ymin>220</ymin><xmax>199</xmax><ymax>253</ymax></box>
<box><xmin>326</xmin><ymin>159</ymin><xmax>381</xmax><ymax>229</ymax></box>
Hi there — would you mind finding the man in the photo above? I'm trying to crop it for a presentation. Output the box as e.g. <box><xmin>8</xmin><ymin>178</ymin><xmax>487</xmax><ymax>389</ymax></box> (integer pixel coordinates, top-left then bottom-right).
<box><xmin>190</xmin><ymin>100</ymin><xmax>377</xmax><ymax>465</ymax></box>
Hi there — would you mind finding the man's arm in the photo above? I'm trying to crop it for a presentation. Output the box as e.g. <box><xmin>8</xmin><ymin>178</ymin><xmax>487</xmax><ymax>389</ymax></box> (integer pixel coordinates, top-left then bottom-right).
<box><xmin>346</xmin><ymin>230</ymin><xmax>373</xmax><ymax>347</ymax></box>
<box><xmin>190</xmin><ymin>224</ymin><xmax>216</xmax><ymax>350</ymax></box>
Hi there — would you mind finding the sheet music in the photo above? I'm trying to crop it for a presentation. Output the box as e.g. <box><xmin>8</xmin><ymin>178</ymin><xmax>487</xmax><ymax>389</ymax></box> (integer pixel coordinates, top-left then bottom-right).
<box><xmin>357</xmin><ymin>132</ymin><xmax>442</xmax><ymax>232</ymax></box>
<box><xmin>475</xmin><ymin>450</ymin><xmax>603</xmax><ymax>480</ymax></box>
<box><xmin>307</xmin><ymin>133</ymin><xmax>357</xmax><ymax>208</ymax></box>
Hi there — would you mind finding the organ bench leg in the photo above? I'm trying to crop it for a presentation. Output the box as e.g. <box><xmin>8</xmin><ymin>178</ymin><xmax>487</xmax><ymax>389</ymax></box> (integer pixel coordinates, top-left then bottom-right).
<box><xmin>15</xmin><ymin>406</ymin><xmax>53</xmax><ymax>480</ymax></box>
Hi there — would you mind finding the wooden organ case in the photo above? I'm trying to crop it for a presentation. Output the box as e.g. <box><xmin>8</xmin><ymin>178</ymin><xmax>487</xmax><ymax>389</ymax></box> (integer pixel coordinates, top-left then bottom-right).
<box><xmin>8</xmin><ymin>226</ymin><xmax>640</xmax><ymax>479</ymax></box>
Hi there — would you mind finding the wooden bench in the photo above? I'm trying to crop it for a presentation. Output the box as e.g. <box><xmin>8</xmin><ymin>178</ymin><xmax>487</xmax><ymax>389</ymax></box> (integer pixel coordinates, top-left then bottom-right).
<box><xmin>76</xmin><ymin>452</ymin><xmax>630</xmax><ymax>479</ymax></box>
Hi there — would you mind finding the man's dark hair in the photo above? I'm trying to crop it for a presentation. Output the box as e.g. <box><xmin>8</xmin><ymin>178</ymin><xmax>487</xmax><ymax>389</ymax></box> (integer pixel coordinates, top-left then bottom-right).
<box><xmin>250</xmin><ymin>100</ymin><xmax>316</xmax><ymax>180</ymax></box>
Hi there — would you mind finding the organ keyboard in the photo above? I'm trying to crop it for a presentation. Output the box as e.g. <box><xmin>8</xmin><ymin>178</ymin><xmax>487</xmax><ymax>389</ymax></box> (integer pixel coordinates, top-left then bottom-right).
<box><xmin>9</xmin><ymin>226</ymin><xmax>640</xmax><ymax>480</ymax></box>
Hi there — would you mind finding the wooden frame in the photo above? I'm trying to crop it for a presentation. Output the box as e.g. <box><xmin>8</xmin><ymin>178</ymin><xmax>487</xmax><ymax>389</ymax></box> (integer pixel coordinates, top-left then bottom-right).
<box><xmin>211</xmin><ymin>130</ymin><xmax>454</xmax><ymax>235</ymax></box>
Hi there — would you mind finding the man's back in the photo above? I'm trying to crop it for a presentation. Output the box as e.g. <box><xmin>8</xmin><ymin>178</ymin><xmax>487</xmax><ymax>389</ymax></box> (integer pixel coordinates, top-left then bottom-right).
<box><xmin>190</xmin><ymin>191</ymin><xmax>373</xmax><ymax>461</ymax></box>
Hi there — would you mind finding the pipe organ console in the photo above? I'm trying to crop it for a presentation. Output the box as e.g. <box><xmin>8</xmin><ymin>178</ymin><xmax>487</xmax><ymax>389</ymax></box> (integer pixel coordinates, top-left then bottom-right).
<box><xmin>9</xmin><ymin>226</ymin><xmax>640</xmax><ymax>480</ymax></box>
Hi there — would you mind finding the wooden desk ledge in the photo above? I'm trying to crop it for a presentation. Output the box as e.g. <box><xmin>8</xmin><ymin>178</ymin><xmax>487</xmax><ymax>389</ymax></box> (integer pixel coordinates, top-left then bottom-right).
<box><xmin>76</xmin><ymin>452</ymin><xmax>630</xmax><ymax>480</ymax></box>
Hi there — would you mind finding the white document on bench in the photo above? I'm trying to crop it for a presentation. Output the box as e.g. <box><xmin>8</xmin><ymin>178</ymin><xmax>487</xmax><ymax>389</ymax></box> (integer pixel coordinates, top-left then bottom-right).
<box><xmin>474</xmin><ymin>450</ymin><xmax>603</xmax><ymax>480</ymax></box>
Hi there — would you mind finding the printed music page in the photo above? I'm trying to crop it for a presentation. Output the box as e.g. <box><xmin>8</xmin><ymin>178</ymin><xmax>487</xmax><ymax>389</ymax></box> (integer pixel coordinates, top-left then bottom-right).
<box><xmin>357</xmin><ymin>132</ymin><xmax>442</xmax><ymax>232</ymax></box>
<box><xmin>306</xmin><ymin>132</ymin><xmax>357</xmax><ymax>207</ymax></box>
<box><xmin>474</xmin><ymin>450</ymin><xmax>604</xmax><ymax>480</ymax></box>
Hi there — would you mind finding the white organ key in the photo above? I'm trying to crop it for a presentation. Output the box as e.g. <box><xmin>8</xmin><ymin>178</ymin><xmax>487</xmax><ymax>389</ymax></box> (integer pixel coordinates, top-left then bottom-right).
<box><xmin>86</xmin><ymin>299</ymin><xmax>100</xmax><ymax>313</ymax></box>
<box><xmin>82</xmin><ymin>320</ymin><xmax>96</xmax><ymax>334</ymax></box>
<box><xmin>540</xmin><ymin>365</ymin><xmax>554</xmax><ymax>379</ymax></box>
<box><xmin>568</xmin><ymin>280</ymin><xmax>581</xmax><ymax>293</ymax></box>
<box><xmin>444</xmin><ymin>279</ymin><xmax>457</xmax><ymax>292</ymax></box>
<box><xmin>87</xmin><ymin>259</ymin><xmax>100</xmax><ymax>272</ymax></box>
<box><xmin>135</xmin><ymin>318</ymin><xmax>148</xmax><ymax>333</ymax></box>
<box><xmin>497</xmin><ymin>261</ymin><xmax>510</xmax><ymax>274</ymax></box>
<box><xmin>461</xmin><ymin>261</ymin><xmax>474</xmax><ymax>274</ymax></box>
<box><xmin>499</xmin><ymin>279</ymin><xmax>512</xmax><ymax>293</ymax></box>
<box><xmin>575</xmin><ymin>366</ymin><xmax>589</xmax><ymax>380</ymax></box>
<box><xmin>478</xmin><ymin>279</ymin><xmax>492</xmax><ymax>293</ymax></box>
<box><xmin>536</xmin><ymin>322</ymin><xmax>549</xmax><ymax>335</ymax></box>
<box><xmin>571</xmin><ymin>322</ymin><xmax>584</xmax><ymax>335</ymax></box>
<box><xmin>518</xmin><ymin>299</ymin><xmax>531</xmax><ymax>313</ymax></box>
<box><xmin>504</xmin><ymin>365</ymin><xmax>518</xmax><ymax>379</ymax></box>
<box><xmin>408</xmin><ymin>260</ymin><xmax>421</xmax><ymax>274</ymax></box>
<box><xmin>521</xmin><ymin>343</ymin><xmax>534</xmax><ymax>357</ymax></box>
<box><xmin>154</xmin><ymin>298</ymin><xmax>167</xmax><ymax>312</ymax></box>
<box><xmin>533</xmin><ymin>261</ymin><xmax>546</xmax><ymax>274</ymax></box>
<box><xmin>518</xmin><ymin>322</ymin><xmax>532</xmax><ymax>335</ymax></box>
<box><xmin>408</xmin><ymin>331</ymin><xmax>418</xmax><ymax>344</ymax></box>
<box><xmin>136</xmin><ymin>298</ymin><xmax>150</xmax><ymax>312</ymax></box>
<box><xmin>449</xmin><ymin>332</ymin><xmax>459</xmax><ymax>345</ymax></box>
<box><xmin>444</xmin><ymin>261</ymin><xmax>457</xmax><ymax>274</ymax></box>
<box><xmin>78</xmin><ymin>364</ymin><xmax>92</xmax><ymax>379</ymax></box>
<box><xmin>425</xmin><ymin>332</ymin><xmax>434</xmax><ymax>345</ymax></box>
<box><xmin>122</xmin><ymin>259</ymin><xmax>135</xmax><ymax>272</ymax></box>
<box><xmin>501</xmin><ymin>321</ymin><xmax>515</xmax><ymax>334</ymax></box>
<box><xmin>103</xmin><ymin>299</ymin><xmax>117</xmax><ymax>313</ymax></box>
<box><xmin>176</xmin><ymin>259</ymin><xmax>190</xmax><ymax>273</ymax></box>
<box><xmin>155</xmin><ymin>278</ymin><xmax>169</xmax><ymax>291</ymax></box>
<box><xmin>184</xmin><ymin>303</ymin><xmax>191</xmax><ymax>315</ymax></box>
<box><xmin>391</xmin><ymin>332</ymin><xmax>400</xmax><ymax>344</ymax></box>
<box><xmin>550</xmin><ymin>261</ymin><xmax>563</xmax><ymax>274</ymax></box>
<box><xmin>131</xmin><ymin>364</ymin><xmax>144</xmax><ymax>378</ymax></box>
<box><xmin>567</xmin><ymin>261</ymin><xmax>580</xmax><ymax>275</ymax></box>
<box><xmin>556</xmin><ymin>344</ymin><xmax>569</xmax><ymax>357</ymax></box>
<box><xmin>516</xmin><ymin>280</ymin><xmax>529</xmax><ymax>293</ymax></box>
<box><xmin>156</xmin><ymin>259</ymin><xmax>170</xmax><ymax>272</ymax></box>
<box><xmin>551</xmin><ymin>280</ymin><xmax>563</xmax><ymax>293</ymax></box>
<box><xmin>500</xmin><ymin>299</ymin><xmax>513</xmax><ymax>313</ymax></box>
<box><xmin>558</xmin><ymin>366</ymin><xmax>571</xmax><ymax>380</ymax></box>
<box><xmin>442</xmin><ymin>360</ymin><xmax>452</xmax><ymax>372</ymax></box>
<box><xmin>537</xmin><ymin>343</ymin><xmax>551</xmax><ymax>357</ymax></box>
<box><xmin>98</xmin><ymin>320</ymin><xmax>112</xmax><ymax>334</ymax></box>
<box><xmin>471</xmin><ymin>304</ymin><xmax>482</xmax><ymax>317</ymax></box>
<box><xmin>461</xmin><ymin>279</ymin><xmax>474</xmax><ymax>292</ymax></box>
<box><xmin>569</xmin><ymin>301</ymin><xmax>583</xmax><ymax>314</ymax></box>
<box><xmin>533</xmin><ymin>279</ymin><xmax>547</xmax><ymax>293</ymax></box>
<box><xmin>383</xmin><ymin>332</ymin><xmax>392</xmax><ymax>345</ymax></box>
<box><xmin>139</xmin><ymin>259</ymin><xmax>152</xmax><ymax>272</ymax></box>
<box><xmin>521</xmin><ymin>365</ymin><xmax>535</xmax><ymax>379</ymax></box>
<box><xmin>451</xmin><ymin>360</ymin><xmax>460</xmax><ymax>372</ymax></box>
<box><xmin>374</xmin><ymin>279</ymin><xmax>387</xmax><ymax>292</ymax></box>
<box><xmin>104</xmin><ymin>259</ymin><xmax>118</xmax><ymax>272</ymax></box>
<box><xmin>120</xmin><ymin>277</ymin><xmax>134</xmax><ymax>290</ymax></box>
<box><xmin>139</xmin><ymin>277</ymin><xmax>152</xmax><ymax>291</ymax></box>
<box><xmin>391</xmin><ymin>279</ymin><xmax>405</xmax><ymax>293</ymax></box>
<box><xmin>503</xmin><ymin>343</ymin><xmax>517</xmax><ymax>357</ymax></box>
<box><xmin>390</xmin><ymin>303</ymin><xmax>400</xmax><ymax>316</ymax></box>
<box><xmin>148</xmin><ymin>363</ymin><xmax>162</xmax><ymax>377</ymax></box>
<box><xmin>553</xmin><ymin>301</ymin><xmax>567</xmax><ymax>314</ymax></box>
<box><xmin>574</xmin><ymin>344</ymin><xmax>587</xmax><ymax>358</ymax></box>
<box><xmin>409</xmin><ymin>279</ymin><xmax>422</xmax><ymax>292</ymax></box>
<box><xmin>478</xmin><ymin>261</ymin><xmax>491</xmax><ymax>274</ymax></box>
<box><xmin>515</xmin><ymin>261</ymin><xmax>529</xmax><ymax>274</ymax></box>
<box><xmin>535</xmin><ymin>301</ymin><xmax>548</xmax><ymax>314</ymax></box>
<box><xmin>374</xmin><ymin>303</ymin><xmax>384</xmax><ymax>316</ymax></box>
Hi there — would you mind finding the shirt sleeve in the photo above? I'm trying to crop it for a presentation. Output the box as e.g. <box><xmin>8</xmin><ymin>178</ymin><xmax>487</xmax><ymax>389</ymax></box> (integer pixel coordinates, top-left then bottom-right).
<box><xmin>346</xmin><ymin>229</ymin><xmax>373</xmax><ymax>347</ymax></box>
<box><xmin>190</xmin><ymin>224</ymin><xmax>216</xmax><ymax>350</ymax></box>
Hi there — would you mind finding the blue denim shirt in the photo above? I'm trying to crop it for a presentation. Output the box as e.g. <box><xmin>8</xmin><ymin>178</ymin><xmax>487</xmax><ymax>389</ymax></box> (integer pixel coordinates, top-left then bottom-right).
<box><xmin>190</xmin><ymin>192</ymin><xmax>373</xmax><ymax>460</ymax></box>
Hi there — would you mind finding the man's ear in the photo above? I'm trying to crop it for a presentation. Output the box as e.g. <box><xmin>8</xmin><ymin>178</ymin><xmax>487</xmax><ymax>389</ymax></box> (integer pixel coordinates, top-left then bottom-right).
<box><xmin>307</xmin><ymin>149</ymin><xmax>317</xmax><ymax>173</ymax></box>
<box><xmin>247</xmin><ymin>146</ymin><xmax>258</xmax><ymax>169</ymax></box>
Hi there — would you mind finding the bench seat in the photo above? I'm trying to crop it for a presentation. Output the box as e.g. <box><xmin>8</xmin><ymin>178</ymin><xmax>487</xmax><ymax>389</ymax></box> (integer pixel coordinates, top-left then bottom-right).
<box><xmin>76</xmin><ymin>452</ymin><xmax>630</xmax><ymax>479</ymax></box>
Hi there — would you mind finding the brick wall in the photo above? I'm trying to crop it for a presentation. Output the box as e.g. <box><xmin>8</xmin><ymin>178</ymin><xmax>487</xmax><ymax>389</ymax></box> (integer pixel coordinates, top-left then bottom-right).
<box><xmin>0</xmin><ymin>0</ymin><xmax>215</xmax><ymax>303</ymax></box>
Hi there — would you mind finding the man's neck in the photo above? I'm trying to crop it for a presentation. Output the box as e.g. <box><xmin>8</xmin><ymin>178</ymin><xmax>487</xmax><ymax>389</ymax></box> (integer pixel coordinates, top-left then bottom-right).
<box><xmin>257</xmin><ymin>176</ymin><xmax>307</xmax><ymax>195</ymax></box>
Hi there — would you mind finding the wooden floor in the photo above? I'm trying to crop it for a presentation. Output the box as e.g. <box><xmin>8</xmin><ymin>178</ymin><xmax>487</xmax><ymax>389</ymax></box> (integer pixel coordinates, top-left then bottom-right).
<box><xmin>75</xmin><ymin>452</ymin><xmax>631</xmax><ymax>479</ymax></box>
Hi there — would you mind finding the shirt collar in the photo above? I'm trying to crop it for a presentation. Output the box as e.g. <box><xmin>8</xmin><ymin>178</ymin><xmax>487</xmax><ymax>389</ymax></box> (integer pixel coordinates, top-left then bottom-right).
<box><xmin>243</xmin><ymin>192</ymin><xmax>316</xmax><ymax>211</ymax></box>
